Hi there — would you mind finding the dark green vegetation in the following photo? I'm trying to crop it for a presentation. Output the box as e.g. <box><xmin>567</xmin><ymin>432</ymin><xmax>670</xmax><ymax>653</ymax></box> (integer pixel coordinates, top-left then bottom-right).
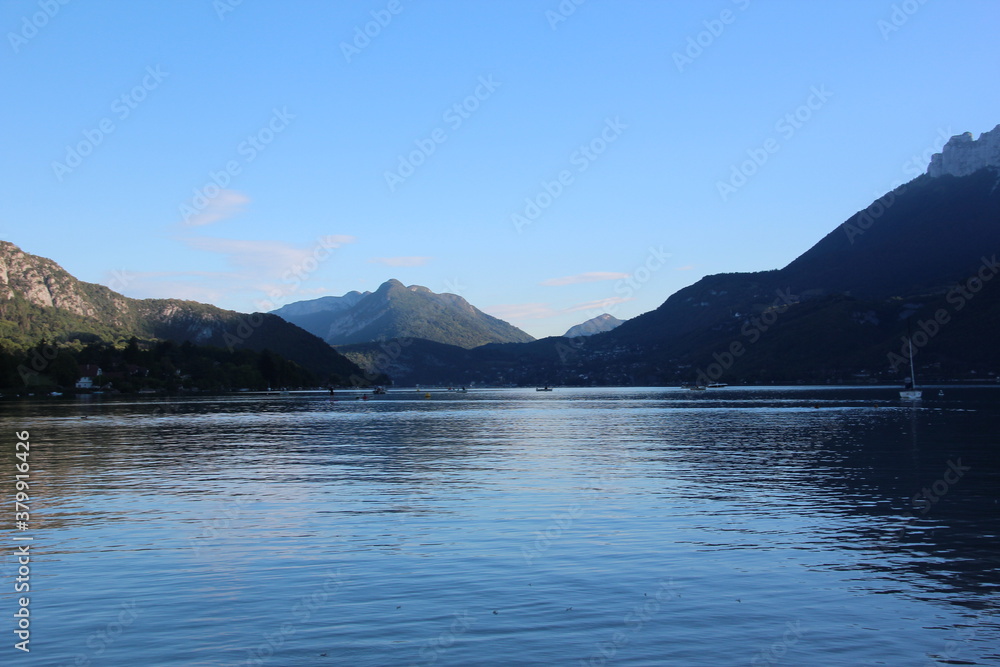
<box><xmin>344</xmin><ymin>170</ymin><xmax>1000</xmax><ymax>386</ymax></box>
<box><xmin>0</xmin><ymin>241</ymin><xmax>369</xmax><ymax>393</ymax></box>
<box><xmin>274</xmin><ymin>279</ymin><xmax>534</xmax><ymax>348</ymax></box>
<box><xmin>2</xmin><ymin>338</ymin><xmax>325</xmax><ymax>394</ymax></box>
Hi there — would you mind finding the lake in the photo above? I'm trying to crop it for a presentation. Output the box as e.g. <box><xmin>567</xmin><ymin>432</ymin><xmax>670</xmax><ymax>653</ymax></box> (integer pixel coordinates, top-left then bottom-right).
<box><xmin>2</xmin><ymin>386</ymin><xmax>999</xmax><ymax>666</ymax></box>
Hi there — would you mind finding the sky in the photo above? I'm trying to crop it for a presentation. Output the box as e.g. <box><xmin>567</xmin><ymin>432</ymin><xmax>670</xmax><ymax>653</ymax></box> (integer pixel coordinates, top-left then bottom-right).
<box><xmin>2</xmin><ymin>1</ymin><xmax>999</xmax><ymax>339</ymax></box>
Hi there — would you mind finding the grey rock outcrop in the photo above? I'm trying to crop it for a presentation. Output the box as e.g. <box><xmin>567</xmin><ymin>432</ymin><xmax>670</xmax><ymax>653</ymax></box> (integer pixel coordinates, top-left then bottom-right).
<box><xmin>927</xmin><ymin>124</ymin><xmax>1000</xmax><ymax>177</ymax></box>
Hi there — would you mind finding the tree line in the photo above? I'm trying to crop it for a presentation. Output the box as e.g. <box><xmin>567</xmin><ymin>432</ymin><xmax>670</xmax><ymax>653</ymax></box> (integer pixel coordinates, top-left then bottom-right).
<box><xmin>0</xmin><ymin>337</ymin><xmax>351</xmax><ymax>395</ymax></box>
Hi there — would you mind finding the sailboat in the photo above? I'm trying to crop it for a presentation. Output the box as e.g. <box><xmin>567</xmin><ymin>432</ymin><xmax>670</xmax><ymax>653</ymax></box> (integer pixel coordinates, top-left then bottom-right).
<box><xmin>899</xmin><ymin>338</ymin><xmax>922</xmax><ymax>401</ymax></box>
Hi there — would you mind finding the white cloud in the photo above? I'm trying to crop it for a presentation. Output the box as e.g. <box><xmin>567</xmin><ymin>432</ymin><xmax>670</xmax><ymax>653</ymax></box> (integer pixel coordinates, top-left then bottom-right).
<box><xmin>181</xmin><ymin>189</ymin><xmax>250</xmax><ymax>227</ymax></box>
<box><xmin>540</xmin><ymin>271</ymin><xmax>630</xmax><ymax>286</ymax></box>
<box><xmin>486</xmin><ymin>296</ymin><xmax>634</xmax><ymax>322</ymax></box>
<box><xmin>485</xmin><ymin>303</ymin><xmax>557</xmax><ymax>321</ymax></box>
<box><xmin>368</xmin><ymin>256</ymin><xmax>432</xmax><ymax>267</ymax></box>
<box><xmin>180</xmin><ymin>235</ymin><xmax>355</xmax><ymax>278</ymax></box>
<box><xmin>102</xmin><ymin>270</ymin><xmax>245</xmax><ymax>305</ymax></box>
<box><xmin>110</xmin><ymin>236</ymin><xmax>358</xmax><ymax>312</ymax></box>
<box><xmin>564</xmin><ymin>296</ymin><xmax>632</xmax><ymax>313</ymax></box>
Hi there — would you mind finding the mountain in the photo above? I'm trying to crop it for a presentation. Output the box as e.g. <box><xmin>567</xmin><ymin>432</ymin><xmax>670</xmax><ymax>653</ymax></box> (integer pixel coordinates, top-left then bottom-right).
<box><xmin>564</xmin><ymin>314</ymin><xmax>623</xmax><ymax>338</ymax></box>
<box><xmin>0</xmin><ymin>241</ymin><xmax>366</xmax><ymax>384</ymax></box>
<box><xmin>270</xmin><ymin>291</ymin><xmax>368</xmax><ymax>337</ymax></box>
<box><xmin>272</xmin><ymin>279</ymin><xmax>535</xmax><ymax>349</ymax></box>
<box><xmin>582</xmin><ymin>160</ymin><xmax>1000</xmax><ymax>383</ymax></box>
<box><xmin>343</xmin><ymin>126</ymin><xmax>1000</xmax><ymax>386</ymax></box>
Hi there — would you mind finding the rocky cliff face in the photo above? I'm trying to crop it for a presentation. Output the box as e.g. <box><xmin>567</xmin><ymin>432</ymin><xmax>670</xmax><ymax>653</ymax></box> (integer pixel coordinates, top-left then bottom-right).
<box><xmin>0</xmin><ymin>240</ymin><xmax>131</xmax><ymax>323</ymax></box>
<box><xmin>927</xmin><ymin>124</ymin><xmax>1000</xmax><ymax>177</ymax></box>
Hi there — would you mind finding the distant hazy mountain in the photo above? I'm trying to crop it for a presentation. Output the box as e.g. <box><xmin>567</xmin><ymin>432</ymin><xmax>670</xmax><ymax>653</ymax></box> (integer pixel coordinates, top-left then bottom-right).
<box><xmin>272</xmin><ymin>291</ymin><xmax>368</xmax><ymax>318</ymax></box>
<box><xmin>273</xmin><ymin>279</ymin><xmax>535</xmax><ymax>349</ymax></box>
<box><xmin>271</xmin><ymin>291</ymin><xmax>368</xmax><ymax>339</ymax></box>
<box><xmin>564</xmin><ymin>313</ymin><xmax>623</xmax><ymax>338</ymax></box>
<box><xmin>0</xmin><ymin>241</ymin><xmax>364</xmax><ymax>383</ymax></box>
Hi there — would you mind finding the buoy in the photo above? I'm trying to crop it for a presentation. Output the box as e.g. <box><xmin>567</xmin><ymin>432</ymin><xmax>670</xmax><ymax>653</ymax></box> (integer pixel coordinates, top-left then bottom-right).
<box><xmin>424</xmin><ymin>393</ymin><xmax>431</xmax><ymax>399</ymax></box>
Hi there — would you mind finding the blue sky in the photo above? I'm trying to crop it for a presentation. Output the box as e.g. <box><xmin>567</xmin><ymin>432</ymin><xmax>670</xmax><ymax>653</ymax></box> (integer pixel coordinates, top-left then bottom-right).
<box><xmin>2</xmin><ymin>0</ymin><xmax>999</xmax><ymax>338</ymax></box>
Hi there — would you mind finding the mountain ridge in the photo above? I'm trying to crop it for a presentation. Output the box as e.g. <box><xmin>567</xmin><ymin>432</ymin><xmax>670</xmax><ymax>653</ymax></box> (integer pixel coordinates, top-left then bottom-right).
<box><xmin>272</xmin><ymin>279</ymin><xmax>535</xmax><ymax>349</ymax></box>
<box><xmin>343</xmin><ymin>163</ymin><xmax>1000</xmax><ymax>385</ymax></box>
<box><xmin>0</xmin><ymin>240</ymin><xmax>365</xmax><ymax>383</ymax></box>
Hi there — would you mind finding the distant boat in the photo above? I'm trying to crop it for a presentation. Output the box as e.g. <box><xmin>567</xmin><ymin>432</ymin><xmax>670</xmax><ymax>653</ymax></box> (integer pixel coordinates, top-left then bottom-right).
<box><xmin>536</xmin><ymin>386</ymin><xmax>553</xmax><ymax>392</ymax></box>
<box><xmin>684</xmin><ymin>384</ymin><xmax>707</xmax><ymax>391</ymax></box>
<box><xmin>899</xmin><ymin>338</ymin><xmax>922</xmax><ymax>401</ymax></box>
<box><xmin>706</xmin><ymin>383</ymin><xmax>728</xmax><ymax>388</ymax></box>
<box><xmin>372</xmin><ymin>386</ymin><xmax>387</xmax><ymax>395</ymax></box>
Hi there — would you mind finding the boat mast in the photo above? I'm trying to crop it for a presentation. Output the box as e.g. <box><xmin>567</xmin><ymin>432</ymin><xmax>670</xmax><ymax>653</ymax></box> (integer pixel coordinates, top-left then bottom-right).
<box><xmin>908</xmin><ymin>337</ymin><xmax>917</xmax><ymax>389</ymax></box>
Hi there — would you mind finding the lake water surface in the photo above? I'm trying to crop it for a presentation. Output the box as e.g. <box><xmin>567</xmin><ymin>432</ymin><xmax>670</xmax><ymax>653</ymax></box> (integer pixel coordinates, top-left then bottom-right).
<box><xmin>2</xmin><ymin>386</ymin><xmax>999</xmax><ymax>666</ymax></box>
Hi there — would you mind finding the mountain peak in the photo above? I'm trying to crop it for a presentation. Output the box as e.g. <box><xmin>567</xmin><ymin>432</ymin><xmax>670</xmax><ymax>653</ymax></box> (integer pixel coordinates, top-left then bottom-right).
<box><xmin>373</xmin><ymin>279</ymin><xmax>435</xmax><ymax>300</ymax></box>
<box><xmin>564</xmin><ymin>313</ymin><xmax>624</xmax><ymax>338</ymax></box>
<box><xmin>377</xmin><ymin>279</ymin><xmax>431</xmax><ymax>294</ymax></box>
<box><xmin>927</xmin><ymin>124</ymin><xmax>1000</xmax><ymax>178</ymax></box>
<box><xmin>274</xmin><ymin>280</ymin><xmax>534</xmax><ymax>348</ymax></box>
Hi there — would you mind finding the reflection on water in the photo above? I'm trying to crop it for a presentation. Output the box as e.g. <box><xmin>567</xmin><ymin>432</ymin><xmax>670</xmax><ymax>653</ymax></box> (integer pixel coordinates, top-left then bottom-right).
<box><xmin>1</xmin><ymin>387</ymin><xmax>998</xmax><ymax>665</ymax></box>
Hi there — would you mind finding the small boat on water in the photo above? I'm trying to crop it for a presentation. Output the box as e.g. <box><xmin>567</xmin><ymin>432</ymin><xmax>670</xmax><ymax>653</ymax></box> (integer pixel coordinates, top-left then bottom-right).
<box><xmin>684</xmin><ymin>385</ymin><xmax>707</xmax><ymax>391</ymax></box>
<box><xmin>899</xmin><ymin>337</ymin><xmax>922</xmax><ymax>401</ymax></box>
<box><xmin>706</xmin><ymin>383</ymin><xmax>727</xmax><ymax>388</ymax></box>
<box><xmin>536</xmin><ymin>386</ymin><xmax>553</xmax><ymax>392</ymax></box>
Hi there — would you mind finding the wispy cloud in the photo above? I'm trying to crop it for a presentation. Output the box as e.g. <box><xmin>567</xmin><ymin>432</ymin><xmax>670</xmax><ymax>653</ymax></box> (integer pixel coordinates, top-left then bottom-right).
<box><xmin>294</xmin><ymin>285</ymin><xmax>334</xmax><ymax>296</ymax></box>
<box><xmin>181</xmin><ymin>189</ymin><xmax>250</xmax><ymax>227</ymax></box>
<box><xmin>486</xmin><ymin>296</ymin><xmax>633</xmax><ymax>321</ymax></box>
<box><xmin>485</xmin><ymin>303</ymin><xmax>557</xmax><ymax>321</ymax></box>
<box><xmin>368</xmin><ymin>256</ymin><xmax>432</xmax><ymax>267</ymax></box>
<box><xmin>541</xmin><ymin>271</ymin><xmax>630</xmax><ymax>286</ymax></box>
<box><xmin>115</xmin><ymin>235</ymin><xmax>358</xmax><ymax>311</ymax></box>
<box><xmin>564</xmin><ymin>296</ymin><xmax>632</xmax><ymax>313</ymax></box>
<box><xmin>180</xmin><ymin>236</ymin><xmax>355</xmax><ymax>277</ymax></box>
<box><xmin>102</xmin><ymin>269</ymin><xmax>247</xmax><ymax>305</ymax></box>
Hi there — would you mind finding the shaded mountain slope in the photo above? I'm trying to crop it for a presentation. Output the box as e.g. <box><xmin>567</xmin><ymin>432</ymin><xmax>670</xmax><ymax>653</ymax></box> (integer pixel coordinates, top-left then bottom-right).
<box><xmin>274</xmin><ymin>279</ymin><xmax>534</xmax><ymax>349</ymax></box>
